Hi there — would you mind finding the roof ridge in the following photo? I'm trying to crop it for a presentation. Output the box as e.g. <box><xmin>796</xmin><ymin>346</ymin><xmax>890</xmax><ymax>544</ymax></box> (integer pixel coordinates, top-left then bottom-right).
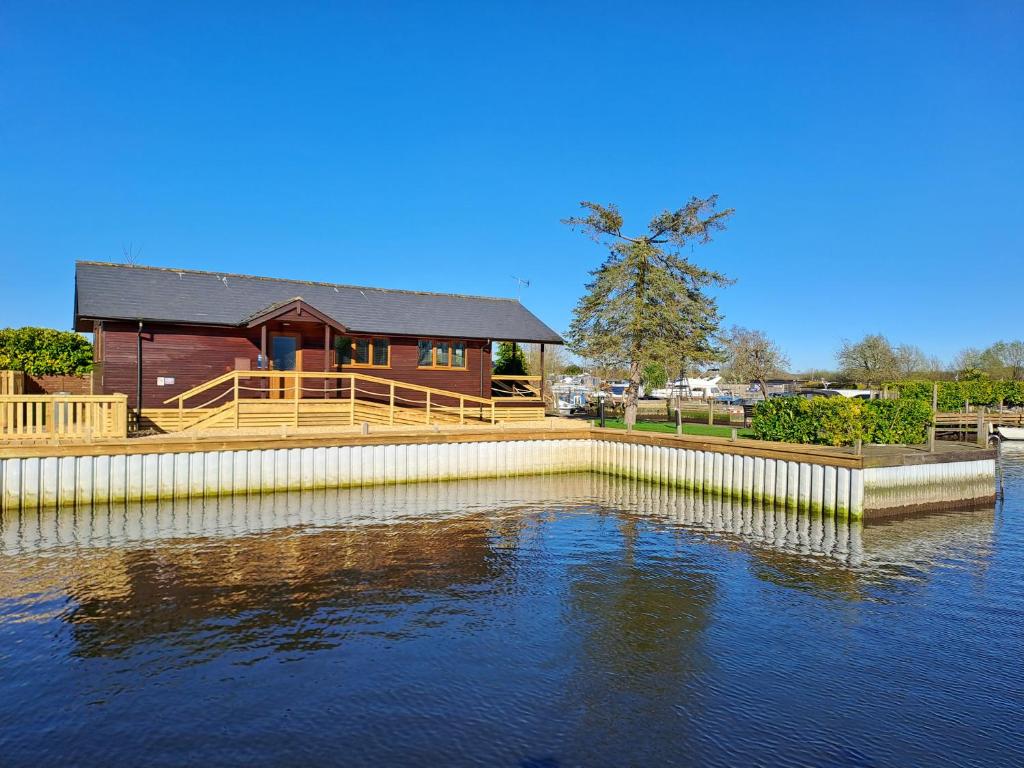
<box><xmin>75</xmin><ymin>261</ymin><xmax>521</xmax><ymax>303</ymax></box>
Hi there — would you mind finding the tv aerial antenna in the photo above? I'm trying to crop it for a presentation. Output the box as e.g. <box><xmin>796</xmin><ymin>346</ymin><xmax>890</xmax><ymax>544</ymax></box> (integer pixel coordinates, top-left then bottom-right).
<box><xmin>511</xmin><ymin>275</ymin><xmax>531</xmax><ymax>301</ymax></box>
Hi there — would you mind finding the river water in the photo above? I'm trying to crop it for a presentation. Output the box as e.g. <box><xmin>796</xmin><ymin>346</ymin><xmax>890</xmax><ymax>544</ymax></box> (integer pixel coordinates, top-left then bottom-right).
<box><xmin>1</xmin><ymin>449</ymin><xmax>1022</xmax><ymax>767</ymax></box>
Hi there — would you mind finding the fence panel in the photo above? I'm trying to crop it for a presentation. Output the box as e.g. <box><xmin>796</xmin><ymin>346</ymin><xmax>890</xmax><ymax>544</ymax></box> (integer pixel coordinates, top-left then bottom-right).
<box><xmin>0</xmin><ymin>394</ymin><xmax>128</xmax><ymax>440</ymax></box>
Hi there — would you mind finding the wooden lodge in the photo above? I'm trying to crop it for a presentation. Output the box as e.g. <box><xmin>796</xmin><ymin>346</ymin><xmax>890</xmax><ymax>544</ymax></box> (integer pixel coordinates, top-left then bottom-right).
<box><xmin>72</xmin><ymin>262</ymin><xmax>562</xmax><ymax>432</ymax></box>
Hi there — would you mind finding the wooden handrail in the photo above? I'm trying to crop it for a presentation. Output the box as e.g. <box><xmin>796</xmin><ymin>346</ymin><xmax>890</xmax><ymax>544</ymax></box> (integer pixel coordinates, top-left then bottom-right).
<box><xmin>162</xmin><ymin>369</ymin><xmax>240</xmax><ymax>406</ymax></box>
<box><xmin>491</xmin><ymin>375</ymin><xmax>542</xmax><ymax>382</ymax></box>
<box><xmin>165</xmin><ymin>369</ymin><xmax>496</xmax><ymax>409</ymax></box>
<box><xmin>0</xmin><ymin>394</ymin><xmax>127</xmax><ymax>402</ymax></box>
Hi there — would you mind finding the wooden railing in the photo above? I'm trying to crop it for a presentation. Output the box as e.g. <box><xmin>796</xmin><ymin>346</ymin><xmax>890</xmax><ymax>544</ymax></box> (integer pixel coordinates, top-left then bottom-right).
<box><xmin>491</xmin><ymin>375</ymin><xmax>542</xmax><ymax>401</ymax></box>
<box><xmin>0</xmin><ymin>394</ymin><xmax>128</xmax><ymax>440</ymax></box>
<box><xmin>159</xmin><ymin>370</ymin><xmax>517</xmax><ymax>431</ymax></box>
<box><xmin>0</xmin><ymin>370</ymin><xmax>25</xmax><ymax>395</ymax></box>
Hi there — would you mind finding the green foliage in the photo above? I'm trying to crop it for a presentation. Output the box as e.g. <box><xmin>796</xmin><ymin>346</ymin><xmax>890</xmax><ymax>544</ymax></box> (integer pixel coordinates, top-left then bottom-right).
<box><xmin>563</xmin><ymin>197</ymin><xmax>733</xmax><ymax>426</ymax></box>
<box><xmin>563</xmin><ymin>364</ymin><xmax>584</xmax><ymax>376</ymax></box>
<box><xmin>0</xmin><ymin>327</ymin><xmax>93</xmax><ymax>376</ymax></box>
<box><xmin>751</xmin><ymin>396</ymin><xmax>933</xmax><ymax>446</ymax></box>
<box><xmin>565</xmin><ymin>199</ymin><xmax>732</xmax><ymax>372</ymax></box>
<box><xmin>493</xmin><ymin>342</ymin><xmax>528</xmax><ymax>375</ymax></box>
<box><xmin>894</xmin><ymin>379</ymin><xmax>1024</xmax><ymax>409</ymax></box>
<box><xmin>862</xmin><ymin>398</ymin><xmax>933</xmax><ymax>445</ymax></box>
<box><xmin>641</xmin><ymin>362</ymin><xmax>668</xmax><ymax>391</ymax></box>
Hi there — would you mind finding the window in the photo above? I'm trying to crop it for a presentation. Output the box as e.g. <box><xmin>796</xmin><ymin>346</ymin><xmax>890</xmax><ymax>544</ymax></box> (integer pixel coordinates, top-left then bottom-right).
<box><xmin>336</xmin><ymin>336</ymin><xmax>389</xmax><ymax>368</ymax></box>
<box><xmin>372</xmin><ymin>338</ymin><xmax>389</xmax><ymax>367</ymax></box>
<box><xmin>353</xmin><ymin>338</ymin><xmax>370</xmax><ymax>365</ymax></box>
<box><xmin>418</xmin><ymin>339</ymin><xmax>468</xmax><ymax>369</ymax></box>
<box><xmin>418</xmin><ymin>340</ymin><xmax>433</xmax><ymax>367</ymax></box>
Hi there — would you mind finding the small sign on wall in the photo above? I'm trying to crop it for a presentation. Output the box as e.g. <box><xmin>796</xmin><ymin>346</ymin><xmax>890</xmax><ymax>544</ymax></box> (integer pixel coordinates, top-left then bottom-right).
<box><xmin>156</xmin><ymin>376</ymin><xmax>176</xmax><ymax>386</ymax></box>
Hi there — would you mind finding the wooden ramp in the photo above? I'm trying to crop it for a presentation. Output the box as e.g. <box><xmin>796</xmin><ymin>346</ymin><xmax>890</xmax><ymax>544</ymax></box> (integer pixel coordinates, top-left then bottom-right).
<box><xmin>145</xmin><ymin>371</ymin><xmax>544</xmax><ymax>434</ymax></box>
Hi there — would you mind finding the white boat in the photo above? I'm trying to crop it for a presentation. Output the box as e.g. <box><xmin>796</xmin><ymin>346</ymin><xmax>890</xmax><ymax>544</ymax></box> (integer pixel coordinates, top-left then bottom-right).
<box><xmin>650</xmin><ymin>376</ymin><xmax>723</xmax><ymax>400</ymax></box>
<box><xmin>996</xmin><ymin>426</ymin><xmax>1024</xmax><ymax>441</ymax></box>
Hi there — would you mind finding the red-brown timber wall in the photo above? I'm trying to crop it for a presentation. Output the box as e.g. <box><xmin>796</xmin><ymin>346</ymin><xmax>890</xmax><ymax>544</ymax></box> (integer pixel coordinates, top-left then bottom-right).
<box><xmin>97</xmin><ymin>321</ymin><xmax>493</xmax><ymax>409</ymax></box>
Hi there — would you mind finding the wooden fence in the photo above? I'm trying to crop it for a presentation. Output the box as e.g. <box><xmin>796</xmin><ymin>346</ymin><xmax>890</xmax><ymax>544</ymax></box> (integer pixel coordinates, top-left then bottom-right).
<box><xmin>0</xmin><ymin>394</ymin><xmax>129</xmax><ymax>440</ymax></box>
<box><xmin>0</xmin><ymin>371</ymin><xmax>25</xmax><ymax>395</ymax></box>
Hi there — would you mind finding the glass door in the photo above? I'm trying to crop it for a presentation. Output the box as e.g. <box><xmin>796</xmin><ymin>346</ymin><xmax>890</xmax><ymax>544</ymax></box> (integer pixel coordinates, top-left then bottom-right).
<box><xmin>269</xmin><ymin>334</ymin><xmax>301</xmax><ymax>399</ymax></box>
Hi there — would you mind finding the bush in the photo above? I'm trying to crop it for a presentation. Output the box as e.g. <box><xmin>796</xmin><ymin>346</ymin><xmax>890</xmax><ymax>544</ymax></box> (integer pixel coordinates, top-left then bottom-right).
<box><xmin>862</xmin><ymin>398</ymin><xmax>932</xmax><ymax>444</ymax></box>
<box><xmin>0</xmin><ymin>327</ymin><xmax>93</xmax><ymax>376</ymax></box>
<box><xmin>752</xmin><ymin>396</ymin><xmax>932</xmax><ymax>446</ymax></box>
<box><xmin>893</xmin><ymin>379</ymin><xmax>1024</xmax><ymax>409</ymax></box>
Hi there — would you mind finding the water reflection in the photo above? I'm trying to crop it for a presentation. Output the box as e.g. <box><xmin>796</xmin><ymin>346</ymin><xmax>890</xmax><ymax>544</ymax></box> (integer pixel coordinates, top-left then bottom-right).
<box><xmin>0</xmin><ymin>473</ymin><xmax>1014</xmax><ymax>768</ymax></box>
<box><xmin>0</xmin><ymin>474</ymin><xmax>996</xmax><ymax>657</ymax></box>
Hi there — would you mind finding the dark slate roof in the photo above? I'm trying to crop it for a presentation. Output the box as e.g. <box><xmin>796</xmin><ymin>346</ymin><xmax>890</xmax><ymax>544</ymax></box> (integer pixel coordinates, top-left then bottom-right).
<box><xmin>74</xmin><ymin>262</ymin><xmax>564</xmax><ymax>343</ymax></box>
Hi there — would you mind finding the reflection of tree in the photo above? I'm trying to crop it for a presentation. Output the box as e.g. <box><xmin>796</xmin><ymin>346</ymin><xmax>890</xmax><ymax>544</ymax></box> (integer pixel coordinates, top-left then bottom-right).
<box><xmin>62</xmin><ymin>515</ymin><xmax>509</xmax><ymax>659</ymax></box>
<box><xmin>563</xmin><ymin>515</ymin><xmax>716</xmax><ymax>761</ymax></box>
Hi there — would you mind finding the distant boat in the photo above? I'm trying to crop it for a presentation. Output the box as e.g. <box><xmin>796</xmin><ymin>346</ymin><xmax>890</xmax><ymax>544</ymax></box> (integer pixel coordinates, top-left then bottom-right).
<box><xmin>997</xmin><ymin>426</ymin><xmax>1024</xmax><ymax>441</ymax></box>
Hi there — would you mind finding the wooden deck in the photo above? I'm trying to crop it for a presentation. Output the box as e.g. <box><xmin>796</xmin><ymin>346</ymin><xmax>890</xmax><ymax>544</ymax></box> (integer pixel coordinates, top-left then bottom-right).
<box><xmin>142</xmin><ymin>370</ymin><xmax>546</xmax><ymax>434</ymax></box>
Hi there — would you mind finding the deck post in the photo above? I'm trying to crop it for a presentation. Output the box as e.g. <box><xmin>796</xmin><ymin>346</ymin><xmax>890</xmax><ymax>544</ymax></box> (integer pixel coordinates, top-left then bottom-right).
<box><xmin>932</xmin><ymin>382</ymin><xmax>938</xmax><ymax>413</ymax></box>
<box><xmin>977</xmin><ymin>410</ymin><xmax>987</xmax><ymax>447</ymax></box>
<box><xmin>389</xmin><ymin>383</ymin><xmax>395</xmax><ymax>425</ymax></box>
<box><xmin>349</xmin><ymin>374</ymin><xmax>355</xmax><ymax>425</ymax></box>
<box><xmin>540</xmin><ymin>343</ymin><xmax>545</xmax><ymax>407</ymax></box>
<box><xmin>426</xmin><ymin>391</ymin><xmax>431</xmax><ymax>425</ymax></box>
<box><xmin>293</xmin><ymin>373</ymin><xmax>300</xmax><ymax>428</ymax></box>
<box><xmin>323</xmin><ymin>324</ymin><xmax>330</xmax><ymax>399</ymax></box>
<box><xmin>234</xmin><ymin>375</ymin><xmax>240</xmax><ymax>429</ymax></box>
<box><xmin>459</xmin><ymin>397</ymin><xmax>464</xmax><ymax>425</ymax></box>
<box><xmin>491</xmin><ymin>400</ymin><xmax>496</xmax><ymax>424</ymax></box>
<box><xmin>708</xmin><ymin>400</ymin><xmax>714</xmax><ymax>426</ymax></box>
<box><xmin>260</xmin><ymin>325</ymin><xmax>268</xmax><ymax>399</ymax></box>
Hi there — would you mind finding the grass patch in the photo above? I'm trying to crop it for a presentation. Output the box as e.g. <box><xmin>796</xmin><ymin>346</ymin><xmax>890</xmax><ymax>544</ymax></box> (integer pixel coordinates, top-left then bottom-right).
<box><xmin>595</xmin><ymin>419</ymin><xmax>754</xmax><ymax>438</ymax></box>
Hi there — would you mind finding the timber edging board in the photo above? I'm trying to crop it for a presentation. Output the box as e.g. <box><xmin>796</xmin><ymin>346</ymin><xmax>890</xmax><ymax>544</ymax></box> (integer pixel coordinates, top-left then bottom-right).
<box><xmin>0</xmin><ymin>424</ymin><xmax>995</xmax><ymax>471</ymax></box>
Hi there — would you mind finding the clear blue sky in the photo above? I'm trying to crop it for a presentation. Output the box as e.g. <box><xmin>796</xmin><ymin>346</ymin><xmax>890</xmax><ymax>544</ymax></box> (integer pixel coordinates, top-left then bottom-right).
<box><xmin>1</xmin><ymin>1</ymin><xmax>1021</xmax><ymax>371</ymax></box>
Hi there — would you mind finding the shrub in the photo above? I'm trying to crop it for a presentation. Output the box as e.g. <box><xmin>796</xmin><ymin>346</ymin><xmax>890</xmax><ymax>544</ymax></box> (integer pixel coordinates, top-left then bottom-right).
<box><xmin>893</xmin><ymin>379</ymin><xmax>1024</xmax><ymax>409</ymax></box>
<box><xmin>0</xmin><ymin>327</ymin><xmax>93</xmax><ymax>376</ymax></box>
<box><xmin>752</xmin><ymin>396</ymin><xmax>933</xmax><ymax>446</ymax></box>
<box><xmin>862</xmin><ymin>399</ymin><xmax>932</xmax><ymax>445</ymax></box>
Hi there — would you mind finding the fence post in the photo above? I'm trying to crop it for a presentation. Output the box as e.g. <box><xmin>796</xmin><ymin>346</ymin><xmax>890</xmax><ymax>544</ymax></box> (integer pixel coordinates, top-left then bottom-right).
<box><xmin>707</xmin><ymin>400</ymin><xmax>714</xmax><ymax>426</ymax></box>
<box><xmin>491</xmin><ymin>400</ymin><xmax>496</xmax><ymax>425</ymax></box>
<box><xmin>731</xmin><ymin>427</ymin><xmax>738</xmax><ymax>442</ymax></box>
<box><xmin>459</xmin><ymin>397</ymin><xmax>465</xmax><ymax>425</ymax></box>
<box><xmin>675</xmin><ymin>407</ymin><xmax>682</xmax><ymax>436</ymax></box>
<box><xmin>426</xmin><ymin>391</ymin><xmax>431</xmax><ymax>425</ymax></box>
<box><xmin>349</xmin><ymin>374</ymin><xmax>355</xmax><ymax>425</ymax></box>
<box><xmin>855</xmin><ymin>439</ymin><xmax>863</xmax><ymax>456</ymax></box>
<box><xmin>928</xmin><ymin>425</ymin><xmax>936</xmax><ymax>453</ymax></box>
<box><xmin>977</xmin><ymin>411</ymin><xmax>987</xmax><ymax>447</ymax></box>
<box><xmin>293</xmin><ymin>374</ymin><xmax>300</xmax><ymax>428</ymax></box>
<box><xmin>389</xmin><ymin>383</ymin><xmax>395</xmax><ymax>425</ymax></box>
<box><xmin>932</xmin><ymin>382</ymin><xmax>938</xmax><ymax>413</ymax></box>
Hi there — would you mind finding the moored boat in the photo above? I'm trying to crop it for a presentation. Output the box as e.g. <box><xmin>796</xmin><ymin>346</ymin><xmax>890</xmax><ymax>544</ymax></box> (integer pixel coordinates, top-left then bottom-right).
<box><xmin>997</xmin><ymin>426</ymin><xmax>1024</xmax><ymax>441</ymax></box>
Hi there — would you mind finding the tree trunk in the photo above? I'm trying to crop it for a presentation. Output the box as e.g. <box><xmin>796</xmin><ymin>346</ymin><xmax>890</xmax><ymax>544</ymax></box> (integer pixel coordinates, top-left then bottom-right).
<box><xmin>624</xmin><ymin>360</ymin><xmax>642</xmax><ymax>427</ymax></box>
<box><xmin>757</xmin><ymin>378</ymin><xmax>769</xmax><ymax>401</ymax></box>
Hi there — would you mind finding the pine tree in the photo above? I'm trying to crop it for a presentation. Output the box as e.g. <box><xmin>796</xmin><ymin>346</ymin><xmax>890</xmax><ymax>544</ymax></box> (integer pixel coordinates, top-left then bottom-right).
<box><xmin>564</xmin><ymin>198</ymin><xmax>733</xmax><ymax>426</ymax></box>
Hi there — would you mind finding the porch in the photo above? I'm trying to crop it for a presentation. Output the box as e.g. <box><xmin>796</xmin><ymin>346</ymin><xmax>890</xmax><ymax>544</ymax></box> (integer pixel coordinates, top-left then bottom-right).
<box><xmin>143</xmin><ymin>370</ymin><xmax>546</xmax><ymax>433</ymax></box>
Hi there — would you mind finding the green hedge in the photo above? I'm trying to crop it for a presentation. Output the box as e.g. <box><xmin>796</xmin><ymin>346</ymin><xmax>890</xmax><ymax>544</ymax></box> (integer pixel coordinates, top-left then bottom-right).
<box><xmin>751</xmin><ymin>396</ymin><xmax>932</xmax><ymax>446</ymax></box>
<box><xmin>893</xmin><ymin>379</ymin><xmax>1024</xmax><ymax>409</ymax></box>
<box><xmin>0</xmin><ymin>327</ymin><xmax>93</xmax><ymax>376</ymax></box>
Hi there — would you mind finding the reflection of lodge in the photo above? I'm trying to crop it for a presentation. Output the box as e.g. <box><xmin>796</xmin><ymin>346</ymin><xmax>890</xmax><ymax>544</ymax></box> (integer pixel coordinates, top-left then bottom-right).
<box><xmin>25</xmin><ymin>513</ymin><xmax>522</xmax><ymax>658</ymax></box>
<box><xmin>0</xmin><ymin>474</ymin><xmax>996</xmax><ymax>656</ymax></box>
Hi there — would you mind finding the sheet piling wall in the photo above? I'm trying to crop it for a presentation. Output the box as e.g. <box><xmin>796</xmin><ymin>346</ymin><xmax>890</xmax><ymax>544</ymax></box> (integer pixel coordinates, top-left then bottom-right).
<box><xmin>0</xmin><ymin>432</ymin><xmax>997</xmax><ymax>518</ymax></box>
